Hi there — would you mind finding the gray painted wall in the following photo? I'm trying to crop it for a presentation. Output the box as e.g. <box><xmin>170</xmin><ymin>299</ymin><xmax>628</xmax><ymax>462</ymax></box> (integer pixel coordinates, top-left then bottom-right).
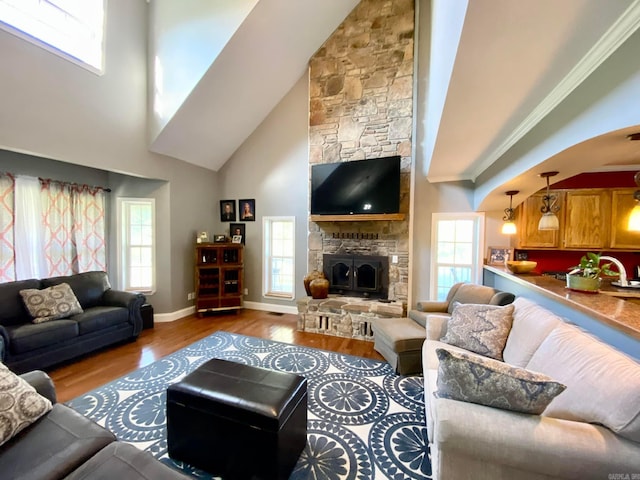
<box><xmin>215</xmin><ymin>74</ymin><xmax>309</xmax><ymax>307</ymax></box>
<box><xmin>0</xmin><ymin>1</ymin><xmax>220</xmax><ymax>314</ymax></box>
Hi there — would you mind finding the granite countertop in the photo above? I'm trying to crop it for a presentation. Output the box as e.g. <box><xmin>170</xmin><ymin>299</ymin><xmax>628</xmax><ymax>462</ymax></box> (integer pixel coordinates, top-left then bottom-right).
<box><xmin>484</xmin><ymin>265</ymin><xmax>640</xmax><ymax>340</ymax></box>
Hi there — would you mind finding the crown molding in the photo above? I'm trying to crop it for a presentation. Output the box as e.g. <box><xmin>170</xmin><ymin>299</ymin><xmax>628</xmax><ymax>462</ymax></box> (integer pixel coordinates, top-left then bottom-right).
<box><xmin>470</xmin><ymin>0</ymin><xmax>640</xmax><ymax>182</ymax></box>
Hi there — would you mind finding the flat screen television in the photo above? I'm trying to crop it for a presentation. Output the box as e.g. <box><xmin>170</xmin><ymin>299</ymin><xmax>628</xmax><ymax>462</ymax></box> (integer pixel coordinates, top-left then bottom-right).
<box><xmin>311</xmin><ymin>156</ymin><xmax>401</xmax><ymax>215</ymax></box>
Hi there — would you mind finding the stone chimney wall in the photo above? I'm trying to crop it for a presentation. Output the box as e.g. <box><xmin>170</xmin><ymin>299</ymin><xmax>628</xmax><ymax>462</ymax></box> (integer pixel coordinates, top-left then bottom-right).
<box><xmin>308</xmin><ymin>0</ymin><xmax>414</xmax><ymax>301</ymax></box>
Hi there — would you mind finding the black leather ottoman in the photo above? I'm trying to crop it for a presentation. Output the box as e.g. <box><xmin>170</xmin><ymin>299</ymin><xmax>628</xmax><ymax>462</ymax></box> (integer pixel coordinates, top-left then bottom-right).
<box><xmin>166</xmin><ymin>358</ymin><xmax>307</xmax><ymax>480</ymax></box>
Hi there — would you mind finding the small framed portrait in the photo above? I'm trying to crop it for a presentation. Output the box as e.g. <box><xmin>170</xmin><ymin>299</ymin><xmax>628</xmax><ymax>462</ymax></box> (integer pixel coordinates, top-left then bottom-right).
<box><xmin>239</xmin><ymin>199</ymin><xmax>255</xmax><ymax>221</ymax></box>
<box><xmin>232</xmin><ymin>235</ymin><xmax>242</xmax><ymax>244</ymax></box>
<box><xmin>214</xmin><ymin>234</ymin><xmax>227</xmax><ymax>243</ymax></box>
<box><xmin>220</xmin><ymin>200</ymin><xmax>236</xmax><ymax>222</ymax></box>
<box><xmin>230</xmin><ymin>223</ymin><xmax>245</xmax><ymax>244</ymax></box>
<box><xmin>487</xmin><ymin>246</ymin><xmax>513</xmax><ymax>266</ymax></box>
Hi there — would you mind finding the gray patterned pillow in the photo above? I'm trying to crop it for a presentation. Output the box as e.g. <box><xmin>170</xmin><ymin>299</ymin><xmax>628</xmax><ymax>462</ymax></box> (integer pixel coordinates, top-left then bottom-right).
<box><xmin>0</xmin><ymin>362</ymin><xmax>53</xmax><ymax>446</ymax></box>
<box><xmin>441</xmin><ymin>303</ymin><xmax>515</xmax><ymax>360</ymax></box>
<box><xmin>434</xmin><ymin>348</ymin><xmax>566</xmax><ymax>414</ymax></box>
<box><xmin>20</xmin><ymin>282</ymin><xmax>83</xmax><ymax>324</ymax></box>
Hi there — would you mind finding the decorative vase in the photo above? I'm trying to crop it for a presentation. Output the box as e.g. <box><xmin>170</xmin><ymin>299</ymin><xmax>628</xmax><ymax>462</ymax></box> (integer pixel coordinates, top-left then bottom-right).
<box><xmin>309</xmin><ymin>278</ymin><xmax>329</xmax><ymax>299</ymax></box>
<box><xmin>566</xmin><ymin>275</ymin><xmax>600</xmax><ymax>293</ymax></box>
<box><xmin>304</xmin><ymin>270</ymin><xmax>325</xmax><ymax>296</ymax></box>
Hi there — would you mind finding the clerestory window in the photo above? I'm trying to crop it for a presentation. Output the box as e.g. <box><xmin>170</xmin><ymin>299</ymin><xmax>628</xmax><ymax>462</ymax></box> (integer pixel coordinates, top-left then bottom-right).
<box><xmin>0</xmin><ymin>0</ymin><xmax>106</xmax><ymax>73</ymax></box>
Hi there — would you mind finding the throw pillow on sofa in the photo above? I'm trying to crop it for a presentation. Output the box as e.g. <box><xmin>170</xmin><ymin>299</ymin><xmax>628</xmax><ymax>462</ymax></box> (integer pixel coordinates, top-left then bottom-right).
<box><xmin>434</xmin><ymin>348</ymin><xmax>566</xmax><ymax>414</ymax></box>
<box><xmin>19</xmin><ymin>282</ymin><xmax>83</xmax><ymax>324</ymax></box>
<box><xmin>0</xmin><ymin>362</ymin><xmax>53</xmax><ymax>446</ymax></box>
<box><xmin>441</xmin><ymin>303</ymin><xmax>515</xmax><ymax>360</ymax></box>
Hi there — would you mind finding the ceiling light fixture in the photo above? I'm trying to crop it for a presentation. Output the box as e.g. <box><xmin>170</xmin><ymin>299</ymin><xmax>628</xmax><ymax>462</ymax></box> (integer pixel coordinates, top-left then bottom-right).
<box><xmin>501</xmin><ymin>190</ymin><xmax>519</xmax><ymax>235</ymax></box>
<box><xmin>538</xmin><ymin>171</ymin><xmax>560</xmax><ymax>231</ymax></box>
<box><xmin>629</xmin><ymin>171</ymin><xmax>640</xmax><ymax>232</ymax></box>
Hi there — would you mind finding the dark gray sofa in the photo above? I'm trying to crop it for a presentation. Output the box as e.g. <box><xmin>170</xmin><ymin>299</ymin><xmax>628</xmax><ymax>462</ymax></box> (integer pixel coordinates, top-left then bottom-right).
<box><xmin>0</xmin><ymin>370</ymin><xmax>186</xmax><ymax>480</ymax></box>
<box><xmin>0</xmin><ymin>271</ymin><xmax>145</xmax><ymax>373</ymax></box>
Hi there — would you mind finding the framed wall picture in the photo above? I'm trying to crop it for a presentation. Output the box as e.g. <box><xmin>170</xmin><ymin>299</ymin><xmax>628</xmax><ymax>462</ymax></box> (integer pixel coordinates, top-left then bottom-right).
<box><xmin>239</xmin><ymin>199</ymin><xmax>255</xmax><ymax>221</ymax></box>
<box><xmin>487</xmin><ymin>246</ymin><xmax>513</xmax><ymax>266</ymax></box>
<box><xmin>230</xmin><ymin>223</ymin><xmax>245</xmax><ymax>244</ymax></box>
<box><xmin>220</xmin><ymin>200</ymin><xmax>236</xmax><ymax>222</ymax></box>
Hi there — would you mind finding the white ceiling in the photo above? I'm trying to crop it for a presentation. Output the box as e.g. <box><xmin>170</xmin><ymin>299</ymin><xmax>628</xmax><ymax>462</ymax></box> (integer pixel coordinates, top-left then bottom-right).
<box><xmin>149</xmin><ymin>0</ymin><xmax>640</xmax><ymax>209</ymax></box>
<box><xmin>423</xmin><ymin>0</ymin><xmax>640</xmax><ymax>210</ymax></box>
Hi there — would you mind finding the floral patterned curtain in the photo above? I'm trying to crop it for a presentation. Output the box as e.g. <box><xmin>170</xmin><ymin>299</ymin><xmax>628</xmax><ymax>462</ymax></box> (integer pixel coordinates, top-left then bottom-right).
<box><xmin>41</xmin><ymin>179</ymin><xmax>106</xmax><ymax>276</ymax></box>
<box><xmin>0</xmin><ymin>174</ymin><xmax>15</xmax><ymax>282</ymax></box>
<box><xmin>41</xmin><ymin>180</ymin><xmax>75</xmax><ymax>276</ymax></box>
<box><xmin>71</xmin><ymin>184</ymin><xmax>106</xmax><ymax>272</ymax></box>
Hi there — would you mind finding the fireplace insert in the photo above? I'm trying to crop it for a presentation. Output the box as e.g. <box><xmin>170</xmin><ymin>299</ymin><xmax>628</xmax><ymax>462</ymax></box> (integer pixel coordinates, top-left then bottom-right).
<box><xmin>323</xmin><ymin>254</ymin><xmax>389</xmax><ymax>299</ymax></box>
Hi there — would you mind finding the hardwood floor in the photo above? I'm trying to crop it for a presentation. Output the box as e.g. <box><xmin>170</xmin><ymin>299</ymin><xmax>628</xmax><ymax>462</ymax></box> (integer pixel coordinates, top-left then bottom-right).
<box><xmin>48</xmin><ymin>309</ymin><xmax>385</xmax><ymax>403</ymax></box>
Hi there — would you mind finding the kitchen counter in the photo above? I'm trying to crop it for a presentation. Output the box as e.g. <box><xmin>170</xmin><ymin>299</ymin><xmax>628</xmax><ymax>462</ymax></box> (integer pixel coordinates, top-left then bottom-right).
<box><xmin>483</xmin><ymin>266</ymin><xmax>640</xmax><ymax>359</ymax></box>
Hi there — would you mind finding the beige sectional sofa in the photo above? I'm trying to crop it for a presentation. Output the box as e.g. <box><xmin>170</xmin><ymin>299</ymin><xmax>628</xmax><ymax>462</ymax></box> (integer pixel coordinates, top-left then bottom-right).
<box><xmin>422</xmin><ymin>296</ymin><xmax>640</xmax><ymax>480</ymax></box>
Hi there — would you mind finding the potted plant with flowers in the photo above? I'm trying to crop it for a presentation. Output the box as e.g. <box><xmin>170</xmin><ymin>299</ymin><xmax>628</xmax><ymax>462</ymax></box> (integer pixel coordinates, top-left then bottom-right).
<box><xmin>566</xmin><ymin>252</ymin><xmax>619</xmax><ymax>293</ymax></box>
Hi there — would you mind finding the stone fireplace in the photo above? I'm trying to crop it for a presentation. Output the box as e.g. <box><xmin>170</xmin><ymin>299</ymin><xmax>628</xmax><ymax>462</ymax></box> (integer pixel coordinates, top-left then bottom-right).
<box><xmin>307</xmin><ymin>0</ymin><xmax>414</xmax><ymax>304</ymax></box>
<box><xmin>323</xmin><ymin>253</ymin><xmax>388</xmax><ymax>299</ymax></box>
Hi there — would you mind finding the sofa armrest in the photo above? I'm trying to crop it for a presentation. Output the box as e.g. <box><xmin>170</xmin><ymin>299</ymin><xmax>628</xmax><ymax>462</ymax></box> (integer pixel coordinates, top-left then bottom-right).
<box><xmin>20</xmin><ymin>370</ymin><xmax>57</xmax><ymax>404</ymax></box>
<box><xmin>425</xmin><ymin>314</ymin><xmax>449</xmax><ymax>341</ymax></box>
<box><xmin>416</xmin><ymin>300</ymin><xmax>448</xmax><ymax>313</ymax></box>
<box><xmin>0</xmin><ymin>324</ymin><xmax>7</xmax><ymax>362</ymax></box>
<box><xmin>433</xmin><ymin>398</ymin><xmax>640</xmax><ymax>478</ymax></box>
<box><xmin>103</xmin><ymin>289</ymin><xmax>146</xmax><ymax>337</ymax></box>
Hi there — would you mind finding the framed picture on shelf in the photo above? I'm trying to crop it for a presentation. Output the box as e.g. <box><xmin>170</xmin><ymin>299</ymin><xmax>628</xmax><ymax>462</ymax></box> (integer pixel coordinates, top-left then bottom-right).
<box><xmin>239</xmin><ymin>199</ymin><xmax>255</xmax><ymax>221</ymax></box>
<box><xmin>220</xmin><ymin>200</ymin><xmax>236</xmax><ymax>222</ymax></box>
<box><xmin>232</xmin><ymin>235</ymin><xmax>242</xmax><ymax>244</ymax></box>
<box><xmin>230</xmin><ymin>223</ymin><xmax>245</xmax><ymax>244</ymax></box>
<box><xmin>214</xmin><ymin>234</ymin><xmax>227</xmax><ymax>243</ymax></box>
<box><xmin>487</xmin><ymin>246</ymin><xmax>513</xmax><ymax>266</ymax></box>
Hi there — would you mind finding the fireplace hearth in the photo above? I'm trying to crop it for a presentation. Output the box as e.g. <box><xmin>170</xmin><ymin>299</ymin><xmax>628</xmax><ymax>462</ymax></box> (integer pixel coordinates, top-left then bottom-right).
<box><xmin>323</xmin><ymin>254</ymin><xmax>389</xmax><ymax>299</ymax></box>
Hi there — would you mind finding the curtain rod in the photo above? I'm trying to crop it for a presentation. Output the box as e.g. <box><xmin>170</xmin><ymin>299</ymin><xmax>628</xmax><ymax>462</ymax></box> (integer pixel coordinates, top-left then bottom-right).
<box><xmin>38</xmin><ymin>177</ymin><xmax>112</xmax><ymax>193</ymax></box>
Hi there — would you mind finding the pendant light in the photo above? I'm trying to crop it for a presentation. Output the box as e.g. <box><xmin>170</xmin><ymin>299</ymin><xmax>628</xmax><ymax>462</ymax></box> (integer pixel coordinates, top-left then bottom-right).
<box><xmin>538</xmin><ymin>171</ymin><xmax>560</xmax><ymax>231</ymax></box>
<box><xmin>501</xmin><ymin>190</ymin><xmax>518</xmax><ymax>235</ymax></box>
<box><xmin>629</xmin><ymin>171</ymin><xmax>640</xmax><ymax>231</ymax></box>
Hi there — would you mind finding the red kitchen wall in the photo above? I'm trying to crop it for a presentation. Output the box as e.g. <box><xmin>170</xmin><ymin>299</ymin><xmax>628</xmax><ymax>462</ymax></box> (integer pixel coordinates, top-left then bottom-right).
<box><xmin>516</xmin><ymin>249</ymin><xmax>640</xmax><ymax>279</ymax></box>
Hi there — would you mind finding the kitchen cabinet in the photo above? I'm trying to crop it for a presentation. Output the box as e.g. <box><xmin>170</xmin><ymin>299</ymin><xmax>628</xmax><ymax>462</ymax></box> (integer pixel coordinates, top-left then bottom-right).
<box><xmin>562</xmin><ymin>189</ymin><xmax>610</xmax><ymax>249</ymax></box>
<box><xmin>517</xmin><ymin>192</ymin><xmax>563</xmax><ymax>248</ymax></box>
<box><xmin>610</xmin><ymin>189</ymin><xmax>640</xmax><ymax>249</ymax></box>
<box><xmin>516</xmin><ymin>187</ymin><xmax>639</xmax><ymax>251</ymax></box>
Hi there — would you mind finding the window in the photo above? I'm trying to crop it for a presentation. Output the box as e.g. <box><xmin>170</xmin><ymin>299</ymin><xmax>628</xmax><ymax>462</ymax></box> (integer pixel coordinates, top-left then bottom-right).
<box><xmin>263</xmin><ymin>216</ymin><xmax>295</xmax><ymax>299</ymax></box>
<box><xmin>0</xmin><ymin>0</ymin><xmax>105</xmax><ymax>73</ymax></box>
<box><xmin>430</xmin><ymin>212</ymin><xmax>485</xmax><ymax>300</ymax></box>
<box><xmin>118</xmin><ymin>198</ymin><xmax>155</xmax><ymax>293</ymax></box>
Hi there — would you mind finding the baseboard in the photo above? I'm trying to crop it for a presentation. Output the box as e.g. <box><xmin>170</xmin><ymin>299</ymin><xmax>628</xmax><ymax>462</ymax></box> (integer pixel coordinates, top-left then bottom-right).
<box><xmin>152</xmin><ymin>302</ymin><xmax>297</xmax><ymax>323</ymax></box>
<box><xmin>243</xmin><ymin>301</ymin><xmax>298</xmax><ymax>315</ymax></box>
<box><xmin>154</xmin><ymin>306</ymin><xmax>195</xmax><ymax>323</ymax></box>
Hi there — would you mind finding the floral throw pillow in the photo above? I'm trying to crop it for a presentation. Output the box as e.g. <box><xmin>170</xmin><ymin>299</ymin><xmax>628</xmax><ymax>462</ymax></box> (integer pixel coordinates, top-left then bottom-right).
<box><xmin>434</xmin><ymin>348</ymin><xmax>566</xmax><ymax>414</ymax></box>
<box><xmin>20</xmin><ymin>282</ymin><xmax>83</xmax><ymax>324</ymax></box>
<box><xmin>441</xmin><ymin>303</ymin><xmax>515</xmax><ymax>360</ymax></box>
<box><xmin>0</xmin><ymin>362</ymin><xmax>53</xmax><ymax>446</ymax></box>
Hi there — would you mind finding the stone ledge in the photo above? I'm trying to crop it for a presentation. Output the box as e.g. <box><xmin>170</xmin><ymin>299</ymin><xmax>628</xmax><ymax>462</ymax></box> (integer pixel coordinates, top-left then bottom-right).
<box><xmin>297</xmin><ymin>295</ymin><xmax>407</xmax><ymax>341</ymax></box>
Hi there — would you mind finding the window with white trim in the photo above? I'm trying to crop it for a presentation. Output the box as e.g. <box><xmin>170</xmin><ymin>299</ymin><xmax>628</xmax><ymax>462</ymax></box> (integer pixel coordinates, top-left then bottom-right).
<box><xmin>118</xmin><ymin>198</ymin><xmax>155</xmax><ymax>293</ymax></box>
<box><xmin>263</xmin><ymin>216</ymin><xmax>295</xmax><ymax>299</ymax></box>
<box><xmin>430</xmin><ymin>212</ymin><xmax>485</xmax><ymax>300</ymax></box>
<box><xmin>0</xmin><ymin>0</ymin><xmax>106</xmax><ymax>73</ymax></box>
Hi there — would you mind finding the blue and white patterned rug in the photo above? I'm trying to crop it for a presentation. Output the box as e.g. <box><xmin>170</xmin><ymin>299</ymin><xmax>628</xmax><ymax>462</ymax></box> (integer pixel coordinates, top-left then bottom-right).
<box><xmin>67</xmin><ymin>331</ymin><xmax>431</xmax><ymax>479</ymax></box>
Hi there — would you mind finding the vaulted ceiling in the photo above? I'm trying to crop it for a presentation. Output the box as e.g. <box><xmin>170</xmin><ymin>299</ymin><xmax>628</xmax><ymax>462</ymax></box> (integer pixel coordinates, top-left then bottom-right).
<box><xmin>148</xmin><ymin>0</ymin><xmax>640</xmax><ymax>211</ymax></box>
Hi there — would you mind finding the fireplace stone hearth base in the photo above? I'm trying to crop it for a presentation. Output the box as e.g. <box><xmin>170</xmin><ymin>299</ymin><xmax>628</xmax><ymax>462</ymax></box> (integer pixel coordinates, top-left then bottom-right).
<box><xmin>296</xmin><ymin>296</ymin><xmax>407</xmax><ymax>341</ymax></box>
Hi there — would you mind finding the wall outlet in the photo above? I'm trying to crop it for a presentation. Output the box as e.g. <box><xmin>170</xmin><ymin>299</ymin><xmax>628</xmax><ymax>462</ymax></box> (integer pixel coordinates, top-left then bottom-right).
<box><xmin>243</xmin><ymin>288</ymin><xmax>248</xmax><ymax>295</ymax></box>
<box><xmin>392</xmin><ymin>255</ymin><xmax>398</xmax><ymax>264</ymax></box>
<box><xmin>187</xmin><ymin>292</ymin><xmax>195</xmax><ymax>300</ymax></box>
